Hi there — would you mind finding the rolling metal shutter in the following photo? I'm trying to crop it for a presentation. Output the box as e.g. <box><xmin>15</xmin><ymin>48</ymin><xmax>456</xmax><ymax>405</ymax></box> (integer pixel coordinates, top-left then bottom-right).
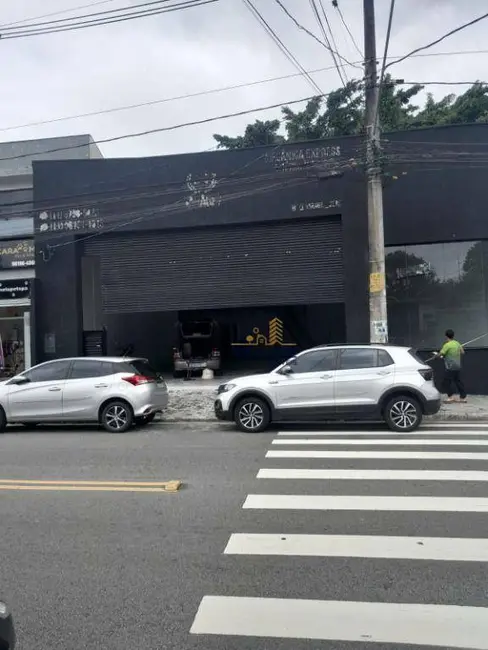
<box><xmin>84</xmin><ymin>217</ymin><xmax>344</xmax><ymax>313</ymax></box>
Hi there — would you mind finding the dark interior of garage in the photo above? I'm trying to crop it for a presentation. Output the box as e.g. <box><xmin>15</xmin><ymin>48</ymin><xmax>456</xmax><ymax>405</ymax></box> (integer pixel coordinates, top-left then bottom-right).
<box><xmin>102</xmin><ymin>303</ymin><xmax>346</xmax><ymax>374</ymax></box>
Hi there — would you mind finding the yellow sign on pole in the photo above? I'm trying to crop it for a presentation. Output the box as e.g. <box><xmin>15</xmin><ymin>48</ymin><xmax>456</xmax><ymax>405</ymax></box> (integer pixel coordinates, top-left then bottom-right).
<box><xmin>369</xmin><ymin>272</ymin><xmax>385</xmax><ymax>293</ymax></box>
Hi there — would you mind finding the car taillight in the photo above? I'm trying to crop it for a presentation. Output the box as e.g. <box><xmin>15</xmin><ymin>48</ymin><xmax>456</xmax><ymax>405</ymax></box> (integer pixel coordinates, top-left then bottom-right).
<box><xmin>418</xmin><ymin>369</ymin><xmax>433</xmax><ymax>381</ymax></box>
<box><xmin>173</xmin><ymin>348</ymin><xmax>181</xmax><ymax>359</ymax></box>
<box><xmin>211</xmin><ymin>349</ymin><xmax>220</xmax><ymax>357</ymax></box>
<box><xmin>122</xmin><ymin>374</ymin><xmax>154</xmax><ymax>386</ymax></box>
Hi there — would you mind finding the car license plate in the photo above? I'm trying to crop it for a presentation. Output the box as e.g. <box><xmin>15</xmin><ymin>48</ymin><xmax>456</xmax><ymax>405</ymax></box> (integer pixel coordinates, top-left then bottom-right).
<box><xmin>190</xmin><ymin>362</ymin><xmax>206</xmax><ymax>369</ymax></box>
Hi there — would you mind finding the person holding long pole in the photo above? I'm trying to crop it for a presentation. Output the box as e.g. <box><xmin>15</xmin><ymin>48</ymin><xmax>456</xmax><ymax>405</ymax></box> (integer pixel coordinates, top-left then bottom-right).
<box><xmin>435</xmin><ymin>329</ymin><xmax>467</xmax><ymax>403</ymax></box>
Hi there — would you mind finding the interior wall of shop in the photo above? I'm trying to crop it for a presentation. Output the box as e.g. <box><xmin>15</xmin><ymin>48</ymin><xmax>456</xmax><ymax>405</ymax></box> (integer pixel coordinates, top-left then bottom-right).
<box><xmin>33</xmin><ymin>123</ymin><xmax>488</xmax><ymax>391</ymax></box>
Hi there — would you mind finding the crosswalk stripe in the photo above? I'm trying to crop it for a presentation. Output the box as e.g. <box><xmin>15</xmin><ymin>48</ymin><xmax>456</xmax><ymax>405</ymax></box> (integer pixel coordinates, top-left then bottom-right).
<box><xmin>257</xmin><ymin>468</ymin><xmax>488</xmax><ymax>481</ymax></box>
<box><xmin>272</xmin><ymin>438</ymin><xmax>488</xmax><ymax>446</ymax></box>
<box><xmin>277</xmin><ymin>429</ymin><xmax>488</xmax><ymax>436</ymax></box>
<box><xmin>243</xmin><ymin>494</ymin><xmax>488</xmax><ymax>512</ymax></box>
<box><xmin>267</xmin><ymin>449</ymin><xmax>488</xmax><ymax>459</ymax></box>
<box><xmin>224</xmin><ymin>533</ymin><xmax>488</xmax><ymax>562</ymax></box>
<box><xmin>190</xmin><ymin>595</ymin><xmax>488</xmax><ymax>648</ymax></box>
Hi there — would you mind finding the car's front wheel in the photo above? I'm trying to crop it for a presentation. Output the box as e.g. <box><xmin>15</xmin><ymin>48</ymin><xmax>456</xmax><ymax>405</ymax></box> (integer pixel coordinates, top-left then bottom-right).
<box><xmin>101</xmin><ymin>401</ymin><xmax>134</xmax><ymax>433</ymax></box>
<box><xmin>234</xmin><ymin>396</ymin><xmax>270</xmax><ymax>433</ymax></box>
<box><xmin>384</xmin><ymin>395</ymin><xmax>422</xmax><ymax>432</ymax></box>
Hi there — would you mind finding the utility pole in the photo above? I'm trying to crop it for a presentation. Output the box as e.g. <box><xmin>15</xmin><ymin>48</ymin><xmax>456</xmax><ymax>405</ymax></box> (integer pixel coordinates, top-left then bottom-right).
<box><xmin>363</xmin><ymin>0</ymin><xmax>388</xmax><ymax>344</ymax></box>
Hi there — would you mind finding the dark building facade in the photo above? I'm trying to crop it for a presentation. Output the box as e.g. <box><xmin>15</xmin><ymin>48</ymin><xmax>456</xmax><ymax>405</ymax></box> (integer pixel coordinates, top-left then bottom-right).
<box><xmin>32</xmin><ymin>123</ymin><xmax>488</xmax><ymax>392</ymax></box>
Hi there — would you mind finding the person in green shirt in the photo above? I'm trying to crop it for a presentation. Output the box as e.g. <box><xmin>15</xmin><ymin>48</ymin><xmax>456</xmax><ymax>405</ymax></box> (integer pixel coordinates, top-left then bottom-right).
<box><xmin>437</xmin><ymin>329</ymin><xmax>467</xmax><ymax>403</ymax></box>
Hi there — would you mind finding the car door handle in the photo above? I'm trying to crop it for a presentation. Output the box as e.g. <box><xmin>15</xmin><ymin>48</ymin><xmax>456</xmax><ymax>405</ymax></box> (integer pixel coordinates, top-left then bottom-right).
<box><xmin>94</xmin><ymin>384</ymin><xmax>109</xmax><ymax>388</ymax></box>
<box><xmin>321</xmin><ymin>374</ymin><xmax>332</xmax><ymax>380</ymax></box>
<box><xmin>377</xmin><ymin>370</ymin><xmax>391</xmax><ymax>376</ymax></box>
<box><xmin>48</xmin><ymin>387</ymin><xmax>61</xmax><ymax>392</ymax></box>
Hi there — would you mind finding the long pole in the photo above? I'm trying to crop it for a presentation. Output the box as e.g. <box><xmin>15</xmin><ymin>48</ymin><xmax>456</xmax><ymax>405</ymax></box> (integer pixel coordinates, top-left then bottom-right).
<box><xmin>363</xmin><ymin>0</ymin><xmax>388</xmax><ymax>343</ymax></box>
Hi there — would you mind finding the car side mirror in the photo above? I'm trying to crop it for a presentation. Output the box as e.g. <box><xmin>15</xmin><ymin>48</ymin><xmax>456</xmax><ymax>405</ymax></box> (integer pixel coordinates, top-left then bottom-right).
<box><xmin>0</xmin><ymin>601</ymin><xmax>16</xmax><ymax>649</ymax></box>
<box><xmin>9</xmin><ymin>376</ymin><xmax>30</xmax><ymax>385</ymax></box>
<box><xmin>280</xmin><ymin>365</ymin><xmax>293</xmax><ymax>375</ymax></box>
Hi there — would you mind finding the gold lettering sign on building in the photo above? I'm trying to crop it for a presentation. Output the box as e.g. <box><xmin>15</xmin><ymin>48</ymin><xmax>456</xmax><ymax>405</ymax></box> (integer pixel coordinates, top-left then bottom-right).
<box><xmin>232</xmin><ymin>318</ymin><xmax>296</xmax><ymax>347</ymax></box>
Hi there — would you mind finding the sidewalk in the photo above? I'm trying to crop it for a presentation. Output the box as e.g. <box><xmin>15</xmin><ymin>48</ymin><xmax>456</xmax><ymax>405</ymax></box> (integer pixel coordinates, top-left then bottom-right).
<box><xmin>163</xmin><ymin>378</ymin><xmax>488</xmax><ymax>422</ymax></box>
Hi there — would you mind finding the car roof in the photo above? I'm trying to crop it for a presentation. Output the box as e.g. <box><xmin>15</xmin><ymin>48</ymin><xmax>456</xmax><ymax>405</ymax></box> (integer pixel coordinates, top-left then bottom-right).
<box><xmin>39</xmin><ymin>357</ymin><xmax>147</xmax><ymax>364</ymax></box>
<box><xmin>309</xmin><ymin>344</ymin><xmax>411</xmax><ymax>351</ymax></box>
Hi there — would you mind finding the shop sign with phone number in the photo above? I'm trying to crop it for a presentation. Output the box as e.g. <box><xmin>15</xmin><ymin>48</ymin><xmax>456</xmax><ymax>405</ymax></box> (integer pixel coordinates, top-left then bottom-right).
<box><xmin>0</xmin><ymin>239</ymin><xmax>35</xmax><ymax>269</ymax></box>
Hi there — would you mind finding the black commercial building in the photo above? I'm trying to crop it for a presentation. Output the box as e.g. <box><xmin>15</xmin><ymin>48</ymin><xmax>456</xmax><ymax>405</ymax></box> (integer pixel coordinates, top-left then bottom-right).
<box><xmin>33</xmin><ymin>123</ymin><xmax>488</xmax><ymax>392</ymax></box>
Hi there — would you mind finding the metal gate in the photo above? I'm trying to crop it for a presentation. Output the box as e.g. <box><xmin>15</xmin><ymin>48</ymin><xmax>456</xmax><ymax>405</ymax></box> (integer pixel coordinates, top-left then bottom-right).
<box><xmin>84</xmin><ymin>217</ymin><xmax>344</xmax><ymax>313</ymax></box>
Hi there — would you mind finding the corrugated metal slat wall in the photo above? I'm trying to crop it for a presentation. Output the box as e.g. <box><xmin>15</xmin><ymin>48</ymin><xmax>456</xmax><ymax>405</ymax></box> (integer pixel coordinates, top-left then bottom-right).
<box><xmin>84</xmin><ymin>217</ymin><xmax>344</xmax><ymax>313</ymax></box>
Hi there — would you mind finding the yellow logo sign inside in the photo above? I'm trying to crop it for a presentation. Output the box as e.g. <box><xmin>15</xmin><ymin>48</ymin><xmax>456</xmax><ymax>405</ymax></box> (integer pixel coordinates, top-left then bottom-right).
<box><xmin>232</xmin><ymin>318</ymin><xmax>296</xmax><ymax>347</ymax></box>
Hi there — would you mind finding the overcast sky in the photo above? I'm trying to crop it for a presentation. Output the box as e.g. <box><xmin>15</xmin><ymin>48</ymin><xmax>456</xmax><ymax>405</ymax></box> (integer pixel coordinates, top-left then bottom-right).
<box><xmin>1</xmin><ymin>0</ymin><xmax>487</xmax><ymax>158</ymax></box>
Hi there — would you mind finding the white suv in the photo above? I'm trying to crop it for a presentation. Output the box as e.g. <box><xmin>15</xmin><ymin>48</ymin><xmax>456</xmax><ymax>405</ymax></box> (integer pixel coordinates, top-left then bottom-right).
<box><xmin>215</xmin><ymin>345</ymin><xmax>441</xmax><ymax>432</ymax></box>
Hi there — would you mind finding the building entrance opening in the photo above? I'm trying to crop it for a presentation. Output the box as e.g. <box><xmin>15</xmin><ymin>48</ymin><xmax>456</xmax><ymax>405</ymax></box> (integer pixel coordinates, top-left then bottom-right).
<box><xmin>0</xmin><ymin>306</ymin><xmax>31</xmax><ymax>377</ymax></box>
<box><xmin>102</xmin><ymin>303</ymin><xmax>345</xmax><ymax>376</ymax></box>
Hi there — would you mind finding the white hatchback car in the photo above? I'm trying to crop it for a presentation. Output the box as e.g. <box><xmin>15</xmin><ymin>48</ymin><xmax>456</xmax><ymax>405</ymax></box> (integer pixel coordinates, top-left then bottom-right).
<box><xmin>215</xmin><ymin>345</ymin><xmax>441</xmax><ymax>432</ymax></box>
<box><xmin>0</xmin><ymin>357</ymin><xmax>168</xmax><ymax>433</ymax></box>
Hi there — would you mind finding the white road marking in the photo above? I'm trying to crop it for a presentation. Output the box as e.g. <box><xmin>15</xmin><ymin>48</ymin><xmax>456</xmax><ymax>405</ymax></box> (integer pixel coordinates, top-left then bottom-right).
<box><xmin>428</xmin><ymin>423</ymin><xmax>488</xmax><ymax>428</ymax></box>
<box><xmin>257</xmin><ymin>468</ymin><xmax>488</xmax><ymax>481</ymax></box>
<box><xmin>190</xmin><ymin>595</ymin><xmax>488</xmax><ymax>648</ymax></box>
<box><xmin>272</xmin><ymin>438</ymin><xmax>488</xmax><ymax>446</ymax></box>
<box><xmin>224</xmin><ymin>533</ymin><xmax>488</xmax><ymax>562</ymax></box>
<box><xmin>266</xmin><ymin>450</ymin><xmax>488</xmax><ymax>460</ymax></box>
<box><xmin>277</xmin><ymin>428</ymin><xmax>488</xmax><ymax>436</ymax></box>
<box><xmin>243</xmin><ymin>494</ymin><xmax>488</xmax><ymax>512</ymax></box>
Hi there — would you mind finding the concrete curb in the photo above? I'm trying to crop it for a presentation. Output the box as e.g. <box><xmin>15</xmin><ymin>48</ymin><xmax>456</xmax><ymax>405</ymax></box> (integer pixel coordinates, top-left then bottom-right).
<box><xmin>164</xmin><ymin>386</ymin><xmax>488</xmax><ymax>424</ymax></box>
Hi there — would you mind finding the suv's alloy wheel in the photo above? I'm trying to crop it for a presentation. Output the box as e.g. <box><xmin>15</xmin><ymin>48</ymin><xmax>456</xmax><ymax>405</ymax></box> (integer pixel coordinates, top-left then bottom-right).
<box><xmin>385</xmin><ymin>395</ymin><xmax>422</xmax><ymax>432</ymax></box>
<box><xmin>235</xmin><ymin>397</ymin><xmax>270</xmax><ymax>433</ymax></box>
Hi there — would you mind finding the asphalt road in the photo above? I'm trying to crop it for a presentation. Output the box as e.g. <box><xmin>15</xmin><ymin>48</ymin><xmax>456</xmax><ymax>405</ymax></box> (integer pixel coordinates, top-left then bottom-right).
<box><xmin>1</xmin><ymin>421</ymin><xmax>487</xmax><ymax>650</ymax></box>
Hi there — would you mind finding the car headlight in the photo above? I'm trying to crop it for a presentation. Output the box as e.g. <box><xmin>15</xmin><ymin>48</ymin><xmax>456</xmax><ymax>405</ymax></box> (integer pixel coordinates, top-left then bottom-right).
<box><xmin>217</xmin><ymin>383</ymin><xmax>236</xmax><ymax>394</ymax></box>
<box><xmin>0</xmin><ymin>601</ymin><xmax>8</xmax><ymax>618</ymax></box>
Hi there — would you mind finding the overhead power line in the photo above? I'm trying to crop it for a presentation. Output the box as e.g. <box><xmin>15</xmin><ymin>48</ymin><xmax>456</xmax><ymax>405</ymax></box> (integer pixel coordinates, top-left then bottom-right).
<box><xmin>1</xmin><ymin>0</ymin><xmax>178</xmax><ymax>31</ymax></box>
<box><xmin>374</xmin><ymin>0</ymin><xmax>395</xmax><ymax>128</ymax></box>
<box><xmin>274</xmin><ymin>0</ymin><xmax>358</xmax><ymax>74</ymax></box>
<box><xmin>0</xmin><ymin>77</ymin><xmax>485</xmax><ymax>141</ymax></box>
<box><xmin>332</xmin><ymin>0</ymin><xmax>363</xmax><ymax>57</ymax></box>
<box><xmin>309</xmin><ymin>0</ymin><xmax>346</xmax><ymax>86</ymax></box>
<box><xmin>378</xmin><ymin>0</ymin><xmax>395</xmax><ymax>91</ymax></box>
<box><xmin>242</xmin><ymin>0</ymin><xmax>324</xmax><ymax>96</ymax></box>
<box><xmin>0</xmin><ymin>65</ymin><xmax>344</xmax><ymax>134</ymax></box>
<box><xmin>385</xmin><ymin>10</ymin><xmax>488</xmax><ymax>70</ymax></box>
<box><xmin>318</xmin><ymin>0</ymin><xmax>349</xmax><ymax>82</ymax></box>
<box><xmin>0</xmin><ymin>0</ymin><xmax>217</xmax><ymax>39</ymax></box>
<box><xmin>0</xmin><ymin>0</ymin><xmax>120</xmax><ymax>28</ymax></box>
<box><xmin>0</xmin><ymin>93</ymin><xmax>323</xmax><ymax>163</ymax></box>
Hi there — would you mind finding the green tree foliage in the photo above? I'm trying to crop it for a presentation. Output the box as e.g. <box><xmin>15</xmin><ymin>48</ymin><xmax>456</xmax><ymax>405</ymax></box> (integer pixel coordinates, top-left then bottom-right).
<box><xmin>212</xmin><ymin>119</ymin><xmax>284</xmax><ymax>150</ymax></box>
<box><xmin>213</xmin><ymin>77</ymin><xmax>488</xmax><ymax>149</ymax></box>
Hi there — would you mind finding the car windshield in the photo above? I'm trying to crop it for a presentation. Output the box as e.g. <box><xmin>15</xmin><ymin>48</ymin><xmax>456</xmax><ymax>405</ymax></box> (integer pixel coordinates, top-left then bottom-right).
<box><xmin>180</xmin><ymin>321</ymin><xmax>212</xmax><ymax>336</ymax></box>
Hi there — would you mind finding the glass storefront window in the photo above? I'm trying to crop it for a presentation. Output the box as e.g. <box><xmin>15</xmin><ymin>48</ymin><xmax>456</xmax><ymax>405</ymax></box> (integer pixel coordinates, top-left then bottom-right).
<box><xmin>386</xmin><ymin>241</ymin><xmax>488</xmax><ymax>349</ymax></box>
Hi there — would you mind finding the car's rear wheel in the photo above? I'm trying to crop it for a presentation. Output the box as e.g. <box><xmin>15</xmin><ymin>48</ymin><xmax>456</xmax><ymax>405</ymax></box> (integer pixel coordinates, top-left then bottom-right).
<box><xmin>135</xmin><ymin>413</ymin><xmax>156</xmax><ymax>426</ymax></box>
<box><xmin>234</xmin><ymin>396</ymin><xmax>270</xmax><ymax>433</ymax></box>
<box><xmin>101</xmin><ymin>400</ymin><xmax>133</xmax><ymax>433</ymax></box>
<box><xmin>384</xmin><ymin>395</ymin><xmax>422</xmax><ymax>432</ymax></box>
<box><xmin>0</xmin><ymin>407</ymin><xmax>6</xmax><ymax>433</ymax></box>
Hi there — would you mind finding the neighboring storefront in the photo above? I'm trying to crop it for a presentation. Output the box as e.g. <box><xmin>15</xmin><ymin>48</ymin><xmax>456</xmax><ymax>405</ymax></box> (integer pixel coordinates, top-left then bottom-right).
<box><xmin>0</xmin><ymin>238</ymin><xmax>35</xmax><ymax>374</ymax></box>
<box><xmin>31</xmin><ymin>123</ymin><xmax>488</xmax><ymax>392</ymax></box>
